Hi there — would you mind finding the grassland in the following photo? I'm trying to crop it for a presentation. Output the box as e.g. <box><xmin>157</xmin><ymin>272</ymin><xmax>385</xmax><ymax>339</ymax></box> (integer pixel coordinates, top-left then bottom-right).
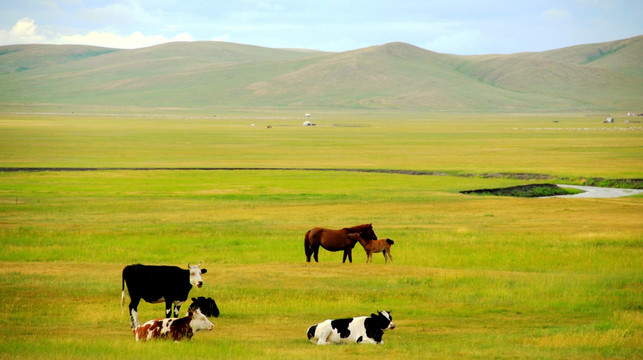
<box><xmin>0</xmin><ymin>112</ymin><xmax>641</xmax><ymax>359</ymax></box>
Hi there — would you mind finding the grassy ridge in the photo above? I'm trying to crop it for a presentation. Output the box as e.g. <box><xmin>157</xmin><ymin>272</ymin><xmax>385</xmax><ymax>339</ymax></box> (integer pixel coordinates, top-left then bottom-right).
<box><xmin>0</xmin><ymin>114</ymin><xmax>641</xmax><ymax>359</ymax></box>
<box><xmin>1</xmin><ymin>36</ymin><xmax>641</xmax><ymax>111</ymax></box>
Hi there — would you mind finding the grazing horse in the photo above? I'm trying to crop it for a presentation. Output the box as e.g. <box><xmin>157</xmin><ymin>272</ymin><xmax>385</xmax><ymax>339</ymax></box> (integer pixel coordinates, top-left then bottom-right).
<box><xmin>304</xmin><ymin>224</ymin><xmax>377</xmax><ymax>263</ymax></box>
<box><xmin>348</xmin><ymin>233</ymin><xmax>395</xmax><ymax>264</ymax></box>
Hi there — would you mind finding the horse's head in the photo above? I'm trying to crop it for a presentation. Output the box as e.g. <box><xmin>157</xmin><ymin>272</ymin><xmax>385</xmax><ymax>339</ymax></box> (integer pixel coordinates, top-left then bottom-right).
<box><xmin>360</xmin><ymin>223</ymin><xmax>378</xmax><ymax>240</ymax></box>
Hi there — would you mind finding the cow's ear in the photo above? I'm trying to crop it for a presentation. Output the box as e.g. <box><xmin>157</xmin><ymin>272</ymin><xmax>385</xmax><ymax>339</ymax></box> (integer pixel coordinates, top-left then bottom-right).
<box><xmin>201</xmin><ymin>268</ymin><xmax>207</xmax><ymax>274</ymax></box>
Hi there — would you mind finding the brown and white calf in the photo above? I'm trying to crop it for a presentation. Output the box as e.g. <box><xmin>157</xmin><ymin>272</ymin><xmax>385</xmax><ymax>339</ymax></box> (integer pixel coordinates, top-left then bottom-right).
<box><xmin>134</xmin><ymin>308</ymin><xmax>213</xmax><ymax>342</ymax></box>
<box><xmin>348</xmin><ymin>233</ymin><xmax>395</xmax><ymax>263</ymax></box>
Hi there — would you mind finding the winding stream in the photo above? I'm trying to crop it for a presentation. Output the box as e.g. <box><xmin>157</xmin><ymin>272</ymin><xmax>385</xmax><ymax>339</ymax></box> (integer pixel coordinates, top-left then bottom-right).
<box><xmin>547</xmin><ymin>185</ymin><xmax>643</xmax><ymax>198</ymax></box>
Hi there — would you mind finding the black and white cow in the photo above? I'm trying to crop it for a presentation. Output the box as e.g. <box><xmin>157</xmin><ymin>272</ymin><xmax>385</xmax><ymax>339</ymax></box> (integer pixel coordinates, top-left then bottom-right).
<box><xmin>307</xmin><ymin>311</ymin><xmax>395</xmax><ymax>345</ymax></box>
<box><xmin>121</xmin><ymin>263</ymin><xmax>207</xmax><ymax>329</ymax></box>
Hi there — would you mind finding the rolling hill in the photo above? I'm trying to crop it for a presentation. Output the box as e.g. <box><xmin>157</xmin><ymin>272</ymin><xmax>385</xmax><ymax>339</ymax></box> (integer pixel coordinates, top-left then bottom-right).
<box><xmin>0</xmin><ymin>36</ymin><xmax>641</xmax><ymax>112</ymax></box>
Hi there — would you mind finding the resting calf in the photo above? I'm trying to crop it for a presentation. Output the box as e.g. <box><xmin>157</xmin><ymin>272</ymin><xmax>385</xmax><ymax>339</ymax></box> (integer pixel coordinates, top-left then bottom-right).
<box><xmin>348</xmin><ymin>233</ymin><xmax>395</xmax><ymax>263</ymax></box>
<box><xmin>134</xmin><ymin>308</ymin><xmax>213</xmax><ymax>342</ymax></box>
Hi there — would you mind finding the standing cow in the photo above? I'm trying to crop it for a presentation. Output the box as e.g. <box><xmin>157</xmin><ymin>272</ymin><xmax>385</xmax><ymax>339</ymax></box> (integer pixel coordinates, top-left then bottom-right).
<box><xmin>121</xmin><ymin>263</ymin><xmax>207</xmax><ymax>329</ymax></box>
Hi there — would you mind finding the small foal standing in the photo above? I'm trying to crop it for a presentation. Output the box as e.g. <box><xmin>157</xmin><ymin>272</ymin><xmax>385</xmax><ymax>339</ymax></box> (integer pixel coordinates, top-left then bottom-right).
<box><xmin>348</xmin><ymin>233</ymin><xmax>395</xmax><ymax>264</ymax></box>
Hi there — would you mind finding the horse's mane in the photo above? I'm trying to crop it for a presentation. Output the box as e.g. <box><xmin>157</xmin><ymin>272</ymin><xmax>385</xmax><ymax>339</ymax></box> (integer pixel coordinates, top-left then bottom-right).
<box><xmin>344</xmin><ymin>223</ymin><xmax>371</xmax><ymax>232</ymax></box>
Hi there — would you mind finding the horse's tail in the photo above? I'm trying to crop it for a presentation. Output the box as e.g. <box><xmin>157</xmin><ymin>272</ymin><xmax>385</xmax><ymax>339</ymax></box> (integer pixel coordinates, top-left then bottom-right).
<box><xmin>304</xmin><ymin>230</ymin><xmax>312</xmax><ymax>259</ymax></box>
<box><xmin>386</xmin><ymin>239</ymin><xmax>394</xmax><ymax>245</ymax></box>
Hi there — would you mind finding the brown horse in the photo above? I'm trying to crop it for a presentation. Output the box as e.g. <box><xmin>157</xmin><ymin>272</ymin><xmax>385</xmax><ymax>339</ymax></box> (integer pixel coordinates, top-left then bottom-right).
<box><xmin>304</xmin><ymin>224</ymin><xmax>377</xmax><ymax>263</ymax></box>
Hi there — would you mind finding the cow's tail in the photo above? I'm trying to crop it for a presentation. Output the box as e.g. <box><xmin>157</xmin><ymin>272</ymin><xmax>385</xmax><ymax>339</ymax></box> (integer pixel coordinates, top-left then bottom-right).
<box><xmin>121</xmin><ymin>268</ymin><xmax>126</xmax><ymax>314</ymax></box>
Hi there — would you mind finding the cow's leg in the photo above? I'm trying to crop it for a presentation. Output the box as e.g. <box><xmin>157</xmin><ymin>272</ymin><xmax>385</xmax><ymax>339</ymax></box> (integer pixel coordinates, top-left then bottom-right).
<box><xmin>128</xmin><ymin>297</ymin><xmax>141</xmax><ymax>329</ymax></box>
<box><xmin>173</xmin><ymin>301</ymin><xmax>182</xmax><ymax>318</ymax></box>
<box><xmin>165</xmin><ymin>299</ymin><xmax>175</xmax><ymax>318</ymax></box>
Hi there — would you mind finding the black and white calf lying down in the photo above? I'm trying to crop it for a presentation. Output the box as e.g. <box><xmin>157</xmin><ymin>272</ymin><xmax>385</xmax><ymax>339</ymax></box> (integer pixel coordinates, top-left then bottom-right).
<box><xmin>307</xmin><ymin>311</ymin><xmax>395</xmax><ymax>345</ymax></box>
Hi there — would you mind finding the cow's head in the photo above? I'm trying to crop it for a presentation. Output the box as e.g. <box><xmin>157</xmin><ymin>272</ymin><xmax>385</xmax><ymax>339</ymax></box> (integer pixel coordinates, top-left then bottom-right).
<box><xmin>372</xmin><ymin>310</ymin><xmax>395</xmax><ymax>331</ymax></box>
<box><xmin>188</xmin><ymin>263</ymin><xmax>207</xmax><ymax>288</ymax></box>
<box><xmin>188</xmin><ymin>308</ymin><xmax>214</xmax><ymax>332</ymax></box>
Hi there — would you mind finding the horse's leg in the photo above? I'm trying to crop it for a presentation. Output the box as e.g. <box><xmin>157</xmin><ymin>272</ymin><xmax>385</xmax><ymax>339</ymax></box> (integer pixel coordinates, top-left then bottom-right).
<box><xmin>313</xmin><ymin>245</ymin><xmax>319</xmax><ymax>262</ymax></box>
<box><xmin>348</xmin><ymin>249</ymin><xmax>353</xmax><ymax>263</ymax></box>
<box><xmin>383</xmin><ymin>250</ymin><xmax>388</xmax><ymax>264</ymax></box>
<box><xmin>388</xmin><ymin>250</ymin><xmax>393</xmax><ymax>263</ymax></box>
<box><xmin>342</xmin><ymin>250</ymin><xmax>347</xmax><ymax>263</ymax></box>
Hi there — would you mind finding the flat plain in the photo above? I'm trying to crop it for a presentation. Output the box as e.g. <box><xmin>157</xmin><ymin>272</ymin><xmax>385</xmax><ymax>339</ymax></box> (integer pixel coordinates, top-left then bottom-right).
<box><xmin>0</xmin><ymin>112</ymin><xmax>641</xmax><ymax>359</ymax></box>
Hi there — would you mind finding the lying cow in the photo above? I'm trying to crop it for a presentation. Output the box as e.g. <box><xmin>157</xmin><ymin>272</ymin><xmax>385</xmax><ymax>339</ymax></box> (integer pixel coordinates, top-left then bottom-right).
<box><xmin>188</xmin><ymin>296</ymin><xmax>220</xmax><ymax>318</ymax></box>
<box><xmin>122</xmin><ymin>263</ymin><xmax>207</xmax><ymax>329</ymax></box>
<box><xmin>134</xmin><ymin>308</ymin><xmax>213</xmax><ymax>342</ymax></box>
<box><xmin>307</xmin><ymin>311</ymin><xmax>395</xmax><ymax>345</ymax></box>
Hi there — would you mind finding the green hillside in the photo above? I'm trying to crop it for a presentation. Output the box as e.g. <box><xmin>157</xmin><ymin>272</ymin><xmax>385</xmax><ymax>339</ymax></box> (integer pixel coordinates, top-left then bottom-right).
<box><xmin>0</xmin><ymin>36</ymin><xmax>641</xmax><ymax>112</ymax></box>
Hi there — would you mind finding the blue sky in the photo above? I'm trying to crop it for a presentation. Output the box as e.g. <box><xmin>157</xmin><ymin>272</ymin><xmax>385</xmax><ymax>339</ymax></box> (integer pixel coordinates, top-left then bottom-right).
<box><xmin>0</xmin><ymin>0</ymin><xmax>641</xmax><ymax>54</ymax></box>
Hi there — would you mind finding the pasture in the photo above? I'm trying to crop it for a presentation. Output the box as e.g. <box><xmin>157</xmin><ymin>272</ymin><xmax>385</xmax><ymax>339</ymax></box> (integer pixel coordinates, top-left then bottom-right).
<box><xmin>0</xmin><ymin>112</ymin><xmax>641</xmax><ymax>359</ymax></box>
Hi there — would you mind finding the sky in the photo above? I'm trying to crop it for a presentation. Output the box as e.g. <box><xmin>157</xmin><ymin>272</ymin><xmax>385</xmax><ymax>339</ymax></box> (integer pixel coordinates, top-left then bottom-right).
<box><xmin>0</xmin><ymin>0</ymin><xmax>641</xmax><ymax>55</ymax></box>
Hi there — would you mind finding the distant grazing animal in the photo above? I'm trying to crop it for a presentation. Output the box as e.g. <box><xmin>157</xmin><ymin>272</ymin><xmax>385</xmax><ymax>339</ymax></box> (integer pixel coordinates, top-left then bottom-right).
<box><xmin>348</xmin><ymin>233</ymin><xmax>395</xmax><ymax>264</ymax></box>
<box><xmin>307</xmin><ymin>311</ymin><xmax>395</xmax><ymax>345</ymax></box>
<box><xmin>134</xmin><ymin>308</ymin><xmax>213</xmax><ymax>342</ymax></box>
<box><xmin>188</xmin><ymin>296</ymin><xmax>220</xmax><ymax>318</ymax></box>
<box><xmin>304</xmin><ymin>224</ymin><xmax>377</xmax><ymax>263</ymax></box>
<box><xmin>122</xmin><ymin>263</ymin><xmax>207</xmax><ymax>329</ymax></box>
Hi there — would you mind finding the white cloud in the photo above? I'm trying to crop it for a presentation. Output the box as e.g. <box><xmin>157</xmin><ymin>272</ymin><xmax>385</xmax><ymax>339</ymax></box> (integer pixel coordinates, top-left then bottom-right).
<box><xmin>56</xmin><ymin>30</ymin><xmax>195</xmax><ymax>48</ymax></box>
<box><xmin>0</xmin><ymin>17</ymin><xmax>46</xmax><ymax>44</ymax></box>
<box><xmin>0</xmin><ymin>18</ymin><xmax>195</xmax><ymax>49</ymax></box>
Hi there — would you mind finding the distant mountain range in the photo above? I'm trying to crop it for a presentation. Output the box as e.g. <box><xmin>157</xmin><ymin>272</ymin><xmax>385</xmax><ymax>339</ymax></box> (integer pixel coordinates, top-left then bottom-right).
<box><xmin>1</xmin><ymin>36</ymin><xmax>641</xmax><ymax>112</ymax></box>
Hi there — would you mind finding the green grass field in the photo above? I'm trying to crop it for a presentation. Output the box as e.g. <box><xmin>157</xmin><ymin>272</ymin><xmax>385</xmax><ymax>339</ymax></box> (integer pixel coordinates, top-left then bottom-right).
<box><xmin>0</xmin><ymin>112</ymin><xmax>641</xmax><ymax>359</ymax></box>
